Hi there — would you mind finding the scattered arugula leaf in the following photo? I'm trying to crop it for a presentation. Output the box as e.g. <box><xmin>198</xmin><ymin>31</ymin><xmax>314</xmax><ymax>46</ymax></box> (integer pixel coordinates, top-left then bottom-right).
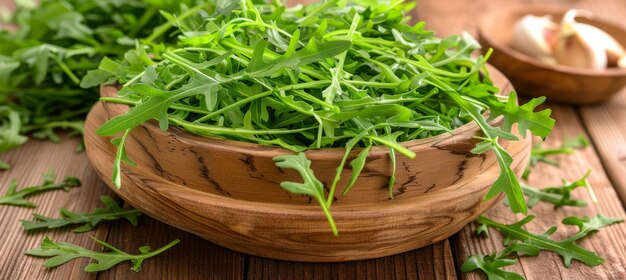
<box><xmin>0</xmin><ymin>171</ymin><xmax>80</xmax><ymax>207</ymax></box>
<box><xmin>463</xmin><ymin>214</ymin><xmax>623</xmax><ymax>279</ymax></box>
<box><xmin>0</xmin><ymin>0</ymin><xmax>213</xmax><ymax>158</ymax></box>
<box><xmin>461</xmin><ymin>243</ymin><xmax>538</xmax><ymax>280</ymax></box>
<box><xmin>523</xmin><ymin>169</ymin><xmax>596</xmax><ymax>208</ymax></box>
<box><xmin>476</xmin><ymin>215</ymin><xmax>622</xmax><ymax>267</ymax></box>
<box><xmin>21</xmin><ymin>196</ymin><xmax>141</xmax><ymax>233</ymax></box>
<box><xmin>25</xmin><ymin>236</ymin><xmax>179</xmax><ymax>272</ymax></box>
<box><xmin>523</xmin><ymin>135</ymin><xmax>590</xmax><ymax>179</ymax></box>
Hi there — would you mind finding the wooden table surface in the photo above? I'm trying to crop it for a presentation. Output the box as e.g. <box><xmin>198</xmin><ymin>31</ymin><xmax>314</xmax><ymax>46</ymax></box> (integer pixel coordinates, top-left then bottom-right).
<box><xmin>1</xmin><ymin>0</ymin><xmax>626</xmax><ymax>279</ymax></box>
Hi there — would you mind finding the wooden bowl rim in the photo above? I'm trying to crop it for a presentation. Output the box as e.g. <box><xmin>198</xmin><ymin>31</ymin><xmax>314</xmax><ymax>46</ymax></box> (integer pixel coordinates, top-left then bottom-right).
<box><xmin>479</xmin><ymin>4</ymin><xmax>626</xmax><ymax>77</ymax></box>
<box><xmin>86</xmin><ymin>99</ymin><xmax>532</xmax><ymax>211</ymax></box>
<box><xmin>100</xmin><ymin>64</ymin><xmax>512</xmax><ymax>157</ymax></box>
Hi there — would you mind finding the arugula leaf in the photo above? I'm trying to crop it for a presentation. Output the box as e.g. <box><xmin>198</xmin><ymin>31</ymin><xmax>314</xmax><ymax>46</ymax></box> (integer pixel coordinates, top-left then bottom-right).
<box><xmin>523</xmin><ymin>136</ymin><xmax>590</xmax><ymax>179</ymax></box>
<box><xmin>468</xmin><ymin>136</ymin><xmax>527</xmax><ymax>215</ymax></box>
<box><xmin>97</xmin><ymin>81</ymin><xmax>218</xmax><ymax>135</ymax></box>
<box><xmin>243</xmin><ymin>36</ymin><xmax>352</xmax><ymax>79</ymax></box>
<box><xmin>273</xmin><ymin>153</ymin><xmax>338</xmax><ymax>236</ymax></box>
<box><xmin>21</xmin><ymin>196</ymin><xmax>141</xmax><ymax>233</ymax></box>
<box><xmin>25</xmin><ymin>236</ymin><xmax>179</xmax><ymax>272</ymax></box>
<box><xmin>443</xmin><ymin>87</ymin><xmax>529</xmax><ymax>214</ymax></box>
<box><xmin>0</xmin><ymin>106</ymin><xmax>28</xmax><ymax>153</ymax></box>
<box><xmin>480</xmin><ymin>92</ymin><xmax>554</xmax><ymax>139</ymax></box>
<box><xmin>464</xmin><ymin>214</ymin><xmax>623</xmax><ymax>279</ymax></box>
<box><xmin>476</xmin><ymin>215</ymin><xmax>622</xmax><ymax>267</ymax></box>
<box><xmin>461</xmin><ymin>243</ymin><xmax>539</xmax><ymax>280</ymax></box>
<box><xmin>111</xmin><ymin>129</ymin><xmax>136</xmax><ymax>188</ymax></box>
<box><xmin>562</xmin><ymin>215</ymin><xmax>624</xmax><ymax>242</ymax></box>
<box><xmin>343</xmin><ymin>145</ymin><xmax>371</xmax><ymax>196</ymax></box>
<box><xmin>0</xmin><ymin>171</ymin><xmax>81</xmax><ymax>207</ymax></box>
<box><xmin>523</xmin><ymin>170</ymin><xmax>595</xmax><ymax>208</ymax></box>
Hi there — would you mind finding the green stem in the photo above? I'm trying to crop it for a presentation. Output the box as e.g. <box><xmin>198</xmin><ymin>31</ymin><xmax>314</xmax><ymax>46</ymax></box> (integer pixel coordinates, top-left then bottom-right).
<box><xmin>170</xmin><ymin>117</ymin><xmax>316</xmax><ymax>136</ymax></box>
<box><xmin>144</xmin><ymin>4</ymin><xmax>210</xmax><ymax>43</ymax></box>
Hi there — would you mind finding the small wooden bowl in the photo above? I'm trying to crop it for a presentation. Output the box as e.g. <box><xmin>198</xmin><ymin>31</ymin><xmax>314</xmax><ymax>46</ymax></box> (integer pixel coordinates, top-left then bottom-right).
<box><xmin>84</xmin><ymin>66</ymin><xmax>531</xmax><ymax>262</ymax></box>
<box><xmin>478</xmin><ymin>5</ymin><xmax>626</xmax><ymax>104</ymax></box>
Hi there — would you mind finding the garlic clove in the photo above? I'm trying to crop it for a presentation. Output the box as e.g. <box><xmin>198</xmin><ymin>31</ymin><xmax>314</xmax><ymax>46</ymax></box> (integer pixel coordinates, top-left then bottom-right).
<box><xmin>553</xmin><ymin>10</ymin><xmax>608</xmax><ymax>70</ymax></box>
<box><xmin>575</xmin><ymin>24</ymin><xmax>626</xmax><ymax>67</ymax></box>
<box><xmin>554</xmin><ymin>34</ymin><xmax>607</xmax><ymax>69</ymax></box>
<box><xmin>512</xmin><ymin>15</ymin><xmax>558</xmax><ymax>63</ymax></box>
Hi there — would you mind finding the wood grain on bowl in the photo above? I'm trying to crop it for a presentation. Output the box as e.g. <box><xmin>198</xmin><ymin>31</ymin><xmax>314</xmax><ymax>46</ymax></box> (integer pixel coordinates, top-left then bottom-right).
<box><xmin>479</xmin><ymin>5</ymin><xmax>626</xmax><ymax>104</ymax></box>
<box><xmin>85</xmin><ymin>66</ymin><xmax>532</xmax><ymax>261</ymax></box>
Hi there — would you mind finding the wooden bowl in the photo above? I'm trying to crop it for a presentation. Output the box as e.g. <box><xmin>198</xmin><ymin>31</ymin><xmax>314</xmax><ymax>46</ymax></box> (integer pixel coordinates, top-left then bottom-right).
<box><xmin>84</xmin><ymin>66</ymin><xmax>531</xmax><ymax>262</ymax></box>
<box><xmin>478</xmin><ymin>5</ymin><xmax>626</xmax><ymax>104</ymax></box>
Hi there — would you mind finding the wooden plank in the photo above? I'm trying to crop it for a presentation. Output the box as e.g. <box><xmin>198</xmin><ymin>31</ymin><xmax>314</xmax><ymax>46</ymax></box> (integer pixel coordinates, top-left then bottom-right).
<box><xmin>578</xmin><ymin>0</ymin><xmax>626</xmax><ymax>205</ymax></box>
<box><xmin>0</xmin><ymin>138</ymin><xmax>115</xmax><ymax>280</ymax></box>
<box><xmin>579</xmin><ymin>90</ymin><xmax>626</xmax><ymax>205</ymax></box>
<box><xmin>579</xmin><ymin>90</ymin><xmax>626</xmax><ymax>206</ymax></box>
<box><xmin>453</xmin><ymin>104</ymin><xmax>626</xmax><ymax>280</ymax></box>
<box><xmin>246</xmin><ymin>240</ymin><xmax>456</xmax><ymax>280</ymax></box>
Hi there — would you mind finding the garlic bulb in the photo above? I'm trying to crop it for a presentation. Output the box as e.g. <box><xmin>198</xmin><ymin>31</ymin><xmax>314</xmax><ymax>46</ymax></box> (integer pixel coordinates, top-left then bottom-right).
<box><xmin>512</xmin><ymin>15</ymin><xmax>558</xmax><ymax>64</ymax></box>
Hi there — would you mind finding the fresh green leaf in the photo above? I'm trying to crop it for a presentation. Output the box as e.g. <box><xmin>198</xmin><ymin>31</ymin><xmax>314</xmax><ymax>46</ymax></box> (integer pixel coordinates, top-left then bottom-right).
<box><xmin>342</xmin><ymin>145</ymin><xmax>371</xmax><ymax>196</ymax></box>
<box><xmin>485</xmin><ymin>92</ymin><xmax>554</xmax><ymax>139</ymax></box>
<box><xmin>466</xmin><ymin>201</ymin><xmax>622</xmax><ymax>280</ymax></box>
<box><xmin>21</xmin><ymin>196</ymin><xmax>141</xmax><ymax>233</ymax></box>
<box><xmin>111</xmin><ymin>129</ymin><xmax>136</xmax><ymax>188</ymax></box>
<box><xmin>561</xmin><ymin>214</ymin><xmax>624</xmax><ymax>242</ymax></box>
<box><xmin>523</xmin><ymin>136</ymin><xmax>590</xmax><ymax>180</ymax></box>
<box><xmin>471</xmin><ymin>137</ymin><xmax>527</xmax><ymax>215</ymax></box>
<box><xmin>523</xmin><ymin>170</ymin><xmax>595</xmax><ymax>208</ymax></box>
<box><xmin>25</xmin><ymin>236</ymin><xmax>179</xmax><ymax>272</ymax></box>
<box><xmin>0</xmin><ymin>172</ymin><xmax>80</xmax><ymax>207</ymax></box>
<box><xmin>273</xmin><ymin>153</ymin><xmax>338</xmax><ymax>236</ymax></box>
<box><xmin>0</xmin><ymin>106</ymin><xmax>28</xmax><ymax>153</ymax></box>
<box><xmin>461</xmin><ymin>243</ymin><xmax>539</xmax><ymax>280</ymax></box>
<box><xmin>97</xmin><ymin>81</ymin><xmax>218</xmax><ymax>135</ymax></box>
<box><xmin>476</xmin><ymin>215</ymin><xmax>623</xmax><ymax>267</ymax></box>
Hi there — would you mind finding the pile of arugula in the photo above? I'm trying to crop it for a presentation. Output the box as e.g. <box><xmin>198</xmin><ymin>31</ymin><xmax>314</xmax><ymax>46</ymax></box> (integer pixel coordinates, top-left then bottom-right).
<box><xmin>0</xmin><ymin>0</ymin><xmax>209</xmax><ymax>168</ymax></box>
<box><xmin>0</xmin><ymin>0</ymin><xmax>204</xmax><ymax>272</ymax></box>
<box><xmin>92</xmin><ymin>0</ymin><xmax>554</xmax><ymax>235</ymax></box>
